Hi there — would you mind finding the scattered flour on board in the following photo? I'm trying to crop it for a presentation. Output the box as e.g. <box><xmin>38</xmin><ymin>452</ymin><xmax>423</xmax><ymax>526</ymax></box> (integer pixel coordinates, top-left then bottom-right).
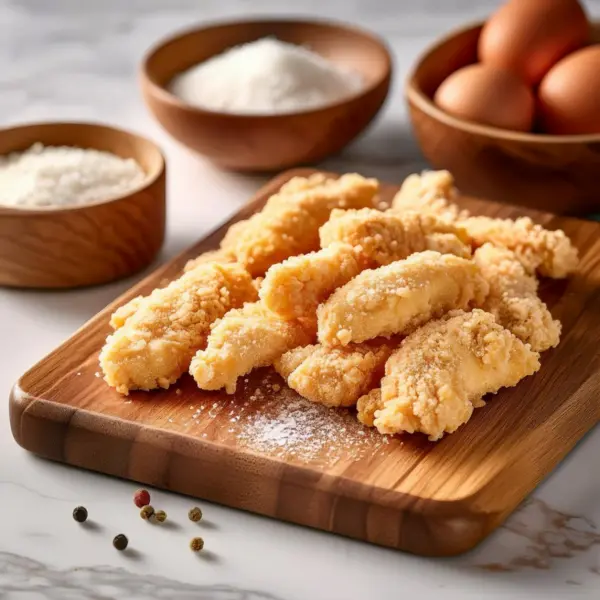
<box><xmin>184</xmin><ymin>371</ymin><xmax>392</xmax><ymax>464</ymax></box>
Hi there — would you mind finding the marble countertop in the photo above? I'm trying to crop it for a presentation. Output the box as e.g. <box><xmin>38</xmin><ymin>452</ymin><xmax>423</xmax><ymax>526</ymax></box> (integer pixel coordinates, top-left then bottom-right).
<box><xmin>1</xmin><ymin>1</ymin><xmax>598</xmax><ymax>598</ymax></box>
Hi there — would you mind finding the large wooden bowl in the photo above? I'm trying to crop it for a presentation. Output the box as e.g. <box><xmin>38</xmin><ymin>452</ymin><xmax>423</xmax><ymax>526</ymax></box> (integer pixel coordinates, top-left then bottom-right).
<box><xmin>407</xmin><ymin>22</ymin><xmax>600</xmax><ymax>216</ymax></box>
<box><xmin>0</xmin><ymin>122</ymin><xmax>166</xmax><ymax>288</ymax></box>
<box><xmin>140</xmin><ymin>19</ymin><xmax>392</xmax><ymax>172</ymax></box>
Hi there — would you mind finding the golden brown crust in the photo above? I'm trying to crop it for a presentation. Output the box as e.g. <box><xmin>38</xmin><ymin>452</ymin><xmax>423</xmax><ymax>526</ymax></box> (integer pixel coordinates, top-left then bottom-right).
<box><xmin>375</xmin><ymin>309</ymin><xmax>541</xmax><ymax>440</ymax></box>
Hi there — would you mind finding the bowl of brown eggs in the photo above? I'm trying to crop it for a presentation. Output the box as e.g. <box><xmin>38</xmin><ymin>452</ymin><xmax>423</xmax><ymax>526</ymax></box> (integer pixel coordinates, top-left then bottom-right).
<box><xmin>407</xmin><ymin>0</ymin><xmax>600</xmax><ymax>215</ymax></box>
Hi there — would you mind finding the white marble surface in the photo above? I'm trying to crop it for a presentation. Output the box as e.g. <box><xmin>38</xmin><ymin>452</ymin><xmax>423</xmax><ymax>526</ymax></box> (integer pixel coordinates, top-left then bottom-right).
<box><xmin>1</xmin><ymin>1</ymin><xmax>599</xmax><ymax>598</ymax></box>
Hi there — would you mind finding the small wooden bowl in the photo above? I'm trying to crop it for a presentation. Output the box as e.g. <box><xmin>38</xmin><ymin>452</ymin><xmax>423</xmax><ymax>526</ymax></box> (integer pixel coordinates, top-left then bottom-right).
<box><xmin>0</xmin><ymin>122</ymin><xmax>166</xmax><ymax>288</ymax></box>
<box><xmin>140</xmin><ymin>19</ymin><xmax>392</xmax><ymax>171</ymax></box>
<box><xmin>407</xmin><ymin>22</ymin><xmax>600</xmax><ymax>215</ymax></box>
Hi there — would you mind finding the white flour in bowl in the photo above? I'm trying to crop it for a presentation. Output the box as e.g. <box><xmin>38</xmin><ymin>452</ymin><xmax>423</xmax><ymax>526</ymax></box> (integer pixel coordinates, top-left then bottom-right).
<box><xmin>169</xmin><ymin>37</ymin><xmax>363</xmax><ymax>115</ymax></box>
<box><xmin>0</xmin><ymin>143</ymin><xmax>146</xmax><ymax>208</ymax></box>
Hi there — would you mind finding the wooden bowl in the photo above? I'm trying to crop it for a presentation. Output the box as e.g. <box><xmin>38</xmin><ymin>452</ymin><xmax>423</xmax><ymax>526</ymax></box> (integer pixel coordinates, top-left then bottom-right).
<box><xmin>0</xmin><ymin>122</ymin><xmax>166</xmax><ymax>288</ymax></box>
<box><xmin>407</xmin><ymin>22</ymin><xmax>600</xmax><ymax>215</ymax></box>
<box><xmin>140</xmin><ymin>19</ymin><xmax>392</xmax><ymax>171</ymax></box>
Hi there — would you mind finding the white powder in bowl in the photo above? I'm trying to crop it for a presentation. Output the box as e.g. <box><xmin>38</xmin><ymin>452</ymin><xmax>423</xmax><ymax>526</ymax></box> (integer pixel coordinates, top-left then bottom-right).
<box><xmin>169</xmin><ymin>37</ymin><xmax>363</xmax><ymax>115</ymax></box>
<box><xmin>0</xmin><ymin>143</ymin><xmax>146</xmax><ymax>208</ymax></box>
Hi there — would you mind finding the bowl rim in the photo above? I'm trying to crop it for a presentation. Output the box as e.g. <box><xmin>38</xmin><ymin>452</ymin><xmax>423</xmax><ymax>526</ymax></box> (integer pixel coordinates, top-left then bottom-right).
<box><xmin>0</xmin><ymin>121</ymin><xmax>166</xmax><ymax>216</ymax></box>
<box><xmin>140</xmin><ymin>16</ymin><xmax>393</xmax><ymax>119</ymax></box>
<box><xmin>406</xmin><ymin>20</ymin><xmax>600</xmax><ymax>143</ymax></box>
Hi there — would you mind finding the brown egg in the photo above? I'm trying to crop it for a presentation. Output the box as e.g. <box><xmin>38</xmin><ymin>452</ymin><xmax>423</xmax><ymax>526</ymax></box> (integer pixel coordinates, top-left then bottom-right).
<box><xmin>538</xmin><ymin>45</ymin><xmax>600</xmax><ymax>135</ymax></box>
<box><xmin>479</xmin><ymin>0</ymin><xmax>589</xmax><ymax>85</ymax></box>
<box><xmin>434</xmin><ymin>64</ymin><xmax>535</xmax><ymax>132</ymax></box>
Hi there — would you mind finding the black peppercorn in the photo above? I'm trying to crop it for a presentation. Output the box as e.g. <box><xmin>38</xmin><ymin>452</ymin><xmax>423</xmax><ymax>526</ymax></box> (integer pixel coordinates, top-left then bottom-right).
<box><xmin>73</xmin><ymin>506</ymin><xmax>88</xmax><ymax>523</ymax></box>
<box><xmin>113</xmin><ymin>534</ymin><xmax>128</xmax><ymax>551</ymax></box>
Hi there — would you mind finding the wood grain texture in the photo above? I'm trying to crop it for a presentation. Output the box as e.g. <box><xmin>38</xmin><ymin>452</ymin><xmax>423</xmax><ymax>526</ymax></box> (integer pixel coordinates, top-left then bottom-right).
<box><xmin>140</xmin><ymin>19</ymin><xmax>391</xmax><ymax>171</ymax></box>
<box><xmin>0</xmin><ymin>122</ymin><xmax>166</xmax><ymax>288</ymax></box>
<box><xmin>9</xmin><ymin>169</ymin><xmax>600</xmax><ymax>556</ymax></box>
<box><xmin>407</xmin><ymin>22</ymin><xmax>600</xmax><ymax>216</ymax></box>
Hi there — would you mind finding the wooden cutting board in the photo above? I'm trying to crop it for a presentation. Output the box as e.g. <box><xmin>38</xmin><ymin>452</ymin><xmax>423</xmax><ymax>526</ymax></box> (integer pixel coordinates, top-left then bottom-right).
<box><xmin>9</xmin><ymin>169</ymin><xmax>600</xmax><ymax>557</ymax></box>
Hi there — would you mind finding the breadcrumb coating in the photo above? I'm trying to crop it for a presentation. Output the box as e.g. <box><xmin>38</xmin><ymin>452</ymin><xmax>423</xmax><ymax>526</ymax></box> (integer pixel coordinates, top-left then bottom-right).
<box><xmin>259</xmin><ymin>243</ymin><xmax>362</xmax><ymax>319</ymax></box>
<box><xmin>100</xmin><ymin>262</ymin><xmax>256</xmax><ymax>394</ymax></box>
<box><xmin>230</xmin><ymin>173</ymin><xmax>379</xmax><ymax>276</ymax></box>
<box><xmin>391</xmin><ymin>170</ymin><xmax>469</xmax><ymax>221</ymax></box>
<box><xmin>184</xmin><ymin>248</ymin><xmax>237</xmax><ymax>273</ymax></box>
<box><xmin>190</xmin><ymin>302</ymin><xmax>315</xmax><ymax>394</ymax></box>
<box><xmin>317</xmin><ymin>251</ymin><xmax>489</xmax><ymax>346</ymax></box>
<box><xmin>374</xmin><ymin>309</ymin><xmax>541</xmax><ymax>440</ymax></box>
<box><xmin>474</xmin><ymin>244</ymin><xmax>561</xmax><ymax>352</ymax></box>
<box><xmin>319</xmin><ymin>208</ymin><xmax>471</xmax><ymax>266</ymax></box>
<box><xmin>275</xmin><ymin>339</ymin><xmax>396</xmax><ymax>407</ymax></box>
<box><xmin>356</xmin><ymin>388</ymin><xmax>384</xmax><ymax>427</ymax></box>
<box><xmin>110</xmin><ymin>296</ymin><xmax>144</xmax><ymax>330</ymax></box>
<box><xmin>461</xmin><ymin>216</ymin><xmax>578</xmax><ymax>278</ymax></box>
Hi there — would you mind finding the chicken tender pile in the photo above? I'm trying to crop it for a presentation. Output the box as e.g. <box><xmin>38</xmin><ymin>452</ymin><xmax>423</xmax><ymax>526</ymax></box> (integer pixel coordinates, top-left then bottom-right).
<box><xmin>100</xmin><ymin>170</ymin><xmax>578</xmax><ymax>441</ymax></box>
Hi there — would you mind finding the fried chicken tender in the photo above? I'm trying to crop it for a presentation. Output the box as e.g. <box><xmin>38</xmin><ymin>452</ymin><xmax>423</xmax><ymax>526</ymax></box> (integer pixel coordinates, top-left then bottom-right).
<box><xmin>190</xmin><ymin>302</ymin><xmax>315</xmax><ymax>394</ymax></box>
<box><xmin>183</xmin><ymin>248</ymin><xmax>237</xmax><ymax>273</ymax></box>
<box><xmin>474</xmin><ymin>244</ymin><xmax>561</xmax><ymax>352</ymax></box>
<box><xmin>275</xmin><ymin>339</ymin><xmax>396</xmax><ymax>407</ymax></box>
<box><xmin>259</xmin><ymin>243</ymin><xmax>362</xmax><ymax>319</ymax></box>
<box><xmin>461</xmin><ymin>216</ymin><xmax>578</xmax><ymax>278</ymax></box>
<box><xmin>371</xmin><ymin>309</ymin><xmax>541</xmax><ymax>441</ymax></box>
<box><xmin>100</xmin><ymin>262</ymin><xmax>257</xmax><ymax>395</ymax></box>
<box><xmin>317</xmin><ymin>251</ymin><xmax>489</xmax><ymax>346</ymax></box>
<box><xmin>392</xmin><ymin>170</ymin><xmax>469</xmax><ymax>221</ymax></box>
<box><xmin>319</xmin><ymin>208</ymin><xmax>472</xmax><ymax>266</ymax></box>
<box><xmin>261</xmin><ymin>210</ymin><xmax>473</xmax><ymax>320</ymax></box>
<box><xmin>231</xmin><ymin>173</ymin><xmax>379</xmax><ymax>276</ymax></box>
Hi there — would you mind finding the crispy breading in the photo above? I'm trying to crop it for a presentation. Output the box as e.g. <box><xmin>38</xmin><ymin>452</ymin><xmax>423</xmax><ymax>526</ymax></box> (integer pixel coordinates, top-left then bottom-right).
<box><xmin>319</xmin><ymin>208</ymin><xmax>471</xmax><ymax>266</ymax></box>
<box><xmin>183</xmin><ymin>248</ymin><xmax>237</xmax><ymax>273</ymax></box>
<box><xmin>230</xmin><ymin>174</ymin><xmax>379</xmax><ymax>276</ymax></box>
<box><xmin>190</xmin><ymin>302</ymin><xmax>315</xmax><ymax>394</ymax></box>
<box><xmin>110</xmin><ymin>296</ymin><xmax>144</xmax><ymax>330</ymax></box>
<box><xmin>356</xmin><ymin>388</ymin><xmax>384</xmax><ymax>427</ymax></box>
<box><xmin>317</xmin><ymin>251</ymin><xmax>489</xmax><ymax>346</ymax></box>
<box><xmin>461</xmin><ymin>216</ymin><xmax>578</xmax><ymax>278</ymax></box>
<box><xmin>275</xmin><ymin>339</ymin><xmax>396</xmax><ymax>407</ymax></box>
<box><xmin>259</xmin><ymin>243</ymin><xmax>362</xmax><ymax>319</ymax></box>
<box><xmin>373</xmin><ymin>309</ymin><xmax>541</xmax><ymax>440</ymax></box>
<box><xmin>474</xmin><ymin>244</ymin><xmax>561</xmax><ymax>351</ymax></box>
<box><xmin>100</xmin><ymin>262</ymin><xmax>257</xmax><ymax>395</ymax></box>
<box><xmin>391</xmin><ymin>170</ymin><xmax>468</xmax><ymax>221</ymax></box>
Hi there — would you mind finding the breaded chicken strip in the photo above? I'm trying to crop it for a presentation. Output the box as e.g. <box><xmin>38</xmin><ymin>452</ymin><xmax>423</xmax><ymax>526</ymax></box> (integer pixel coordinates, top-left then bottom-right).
<box><xmin>190</xmin><ymin>302</ymin><xmax>315</xmax><ymax>394</ymax></box>
<box><xmin>474</xmin><ymin>244</ymin><xmax>561</xmax><ymax>352</ymax></box>
<box><xmin>318</xmin><ymin>251</ymin><xmax>489</xmax><ymax>346</ymax></box>
<box><xmin>259</xmin><ymin>243</ymin><xmax>362</xmax><ymax>319</ymax></box>
<box><xmin>261</xmin><ymin>211</ymin><xmax>472</xmax><ymax>320</ymax></box>
<box><xmin>275</xmin><ymin>339</ymin><xmax>396</xmax><ymax>407</ymax></box>
<box><xmin>183</xmin><ymin>248</ymin><xmax>237</xmax><ymax>273</ymax></box>
<box><xmin>319</xmin><ymin>208</ymin><xmax>472</xmax><ymax>266</ymax></box>
<box><xmin>371</xmin><ymin>309</ymin><xmax>541</xmax><ymax>441</ymax></box>
<box><xmin>100</xmin><ymin>262</ymin><xmax>256</xmax><ymax>395</ymax></box>
<box><xmin>392</xmin><ymin>170</ymin><xmax>469</xmax><ymax>221</ymax></box>
<box><xmin>231</xmin><ymin>173</ymin><xmax>378</xmax><ymax>276</ymax></box>
<box><xmin>461</xmin><ymin>216</ymin><xmax>578</xmax><ymax>278</ymax></box>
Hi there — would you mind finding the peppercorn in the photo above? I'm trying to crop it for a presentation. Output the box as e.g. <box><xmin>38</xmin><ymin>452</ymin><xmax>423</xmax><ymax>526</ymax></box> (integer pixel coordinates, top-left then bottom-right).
<box><xmin>72</xmin><ymin>506</ymin><xmax>88</xmax><ymax>523</ymax></box>
<box><xmin>133</xmin><ymin>489</ymin><xmax>150</xmax><ymax>508</ymax></box>
<box><xmin>113</xmin><ymin>534</ymin><xmax>128</xmax><ymax>551</ymax></box>
<box><xmin>154</xmin><ymin>510</ymin><xmax>167</xmax><ymax>523</ymax></box>
<box><xmin>190</xmin><ymin>537</ymin><xmax>204</xmax><ymax>552</ymax></box>
<box><xmin>188</xmin><ymin>507</ymin><xmax>202</xmax><ymax>522</ymax></box>
<box><xmin>140</xmin><ymin>505</ymin><xmax>155</xmax><ymax>520</ymax></box>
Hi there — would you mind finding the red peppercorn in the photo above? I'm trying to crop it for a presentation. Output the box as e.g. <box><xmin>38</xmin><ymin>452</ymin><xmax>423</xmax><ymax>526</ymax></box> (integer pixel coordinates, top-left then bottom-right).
<box><xmin>133</xmin><ymin>489</ymin><xmax>150</xmax><ymax>508</ymax></box>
